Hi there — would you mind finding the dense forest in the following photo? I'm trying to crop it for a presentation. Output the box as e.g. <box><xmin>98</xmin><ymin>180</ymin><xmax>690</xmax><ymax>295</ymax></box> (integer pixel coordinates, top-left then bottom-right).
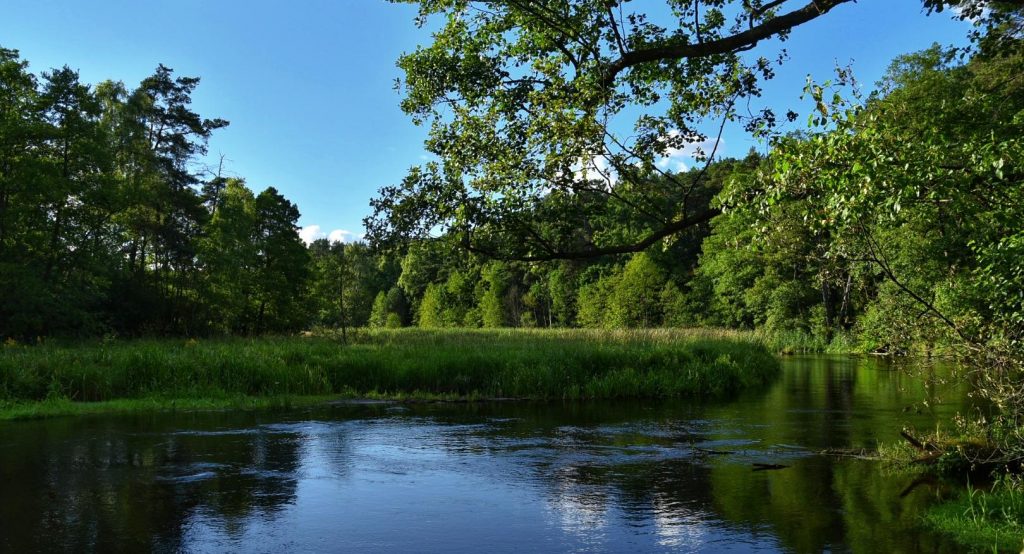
<box><xmin>2</xmin><ymin>40</ymin><xmax>1020</xmax><ymax>368</ymax></box>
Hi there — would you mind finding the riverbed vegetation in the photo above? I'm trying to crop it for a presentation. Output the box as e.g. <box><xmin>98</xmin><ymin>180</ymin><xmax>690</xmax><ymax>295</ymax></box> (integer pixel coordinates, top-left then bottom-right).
<box><xmin>0</xmin><ymin>329</ymin><xmax>779</xmax><ymax>419</ymax></box>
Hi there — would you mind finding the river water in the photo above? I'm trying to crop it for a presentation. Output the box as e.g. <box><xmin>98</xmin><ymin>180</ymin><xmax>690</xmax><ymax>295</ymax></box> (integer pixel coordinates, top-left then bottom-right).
<box><xmin>0</xmin><ymin>356</ymin><xmax>975</xmax><ymax>553</ymax></box>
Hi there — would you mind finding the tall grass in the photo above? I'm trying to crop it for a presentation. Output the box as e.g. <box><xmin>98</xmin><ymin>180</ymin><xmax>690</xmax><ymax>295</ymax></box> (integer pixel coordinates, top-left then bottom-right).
<box><xmin>754</xmin><ymin>329</ymin><xmax>858</xmax><ymax>355</ymax></box>
<box><xmin>926</xmin><ymin>477</ymin><xmax>1024</xmax><ymax>553</ymax></box>
<box><xmin>0</xmin><ymin>329</ymin><xmax>779</xmax><ymax>408</ymax></box>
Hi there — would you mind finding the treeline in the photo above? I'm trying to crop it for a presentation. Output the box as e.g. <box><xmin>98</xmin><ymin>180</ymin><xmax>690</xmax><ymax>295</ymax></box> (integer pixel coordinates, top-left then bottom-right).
<box><xmin>2</xmin><ymin>41</ymin><xmax>1020</xmax><ymax>361</ymax></box>
<box><xmin>0</xmin><ymin>49</ymin><xmax>313</xmax><ymax>337</ymax></box>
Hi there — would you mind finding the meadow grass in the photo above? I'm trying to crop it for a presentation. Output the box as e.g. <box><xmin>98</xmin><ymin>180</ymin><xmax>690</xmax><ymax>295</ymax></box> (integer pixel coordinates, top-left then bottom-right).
<box><xmin>0</xmin><ymin>328</ymin><xmax>779</xmax><ymax>419</ymax></box>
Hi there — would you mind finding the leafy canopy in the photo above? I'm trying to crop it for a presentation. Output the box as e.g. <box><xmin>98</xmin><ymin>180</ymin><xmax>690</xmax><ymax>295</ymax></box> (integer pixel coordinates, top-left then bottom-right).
<box><xmin>367</xmin><ymin>0</ymin><xmax>1017</xmax><ymax>261</ymax></box>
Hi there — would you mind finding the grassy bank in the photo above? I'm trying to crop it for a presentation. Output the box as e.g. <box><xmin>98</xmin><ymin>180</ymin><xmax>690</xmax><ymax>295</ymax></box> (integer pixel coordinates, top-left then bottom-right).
<box><xmin>0</xmin><ymin>394</ymin><xmax>336</xmax><ymax>421</ymax></box>
<box><xmin>926</xmin><ymin>480</ymin><xmax>1024</xmax><ymax>553</ymax></box>
<box><xmin>0</xmin><ymin>328</ymin><xmax>779</xmax><ymax>419</ymax></box>
<box><xmin>878</xmin><ymin>428</ymin><xmax>1024</xmax><ymax>552</ymax></box>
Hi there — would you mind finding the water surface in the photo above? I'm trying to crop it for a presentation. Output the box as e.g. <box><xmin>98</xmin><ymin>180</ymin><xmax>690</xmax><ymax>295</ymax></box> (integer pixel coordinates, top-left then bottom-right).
<box><xmin>0</xmin><ymin>355</ymin><xmax>974</xmax><ymax>553</ymax></box>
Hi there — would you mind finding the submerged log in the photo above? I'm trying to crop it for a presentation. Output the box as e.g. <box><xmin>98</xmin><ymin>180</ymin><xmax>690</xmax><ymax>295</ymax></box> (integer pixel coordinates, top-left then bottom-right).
<box><xmin>752</xmin><ymin>463</ymin><xmax>789</xmax><ymax>471</ymax></box>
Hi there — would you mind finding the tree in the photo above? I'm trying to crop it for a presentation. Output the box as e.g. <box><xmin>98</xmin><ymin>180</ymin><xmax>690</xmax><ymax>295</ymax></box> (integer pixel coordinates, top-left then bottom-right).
<box><xmin>102</xmin><ymin>64</ymin><xmax>228</xmax><ymax>334</ymax></box>
<box><xmin>607</xmin><ymin>252</ymin><xmax>665</xmax><ymax>328</ymax></box>
<box><xmin>385</xmin><ymin>286</ymin><xmax>410</xmax><ymax>326</ymax></box>
<box><xmin>252</xmin><ymin>187</ymin><xmax>309</xmax><ymax>333</ymax></box>
<box><xmin>199</xmin><ymin>178</ymin><xmax>259</xmax><ymax>333</ymax></box>
<box><xmin>748</xmin><ymin>36</ymin><xmax>1024</xmax><ymax>443</ymax></box>
<box><xmin>418</xmin><ymin>282</ymin><xmax>446</xmax><ymax>327</ymax></box>
<box><xmin>576</xmin><ymin>269</ymin><xmax>619</xmax><ymax>328</ymax></box>
<box><xmin>547</xmin><ymin>263</ymin><xmax>578</xmax><ymax>327</ymax></box>
<box><xmin>367</xmin><ymin>0</ymin><xmax>1008</xmax><ymax>261</ymax></box>
<box><xmin>309</xmin><ymin>239</ymin><xmax>347</xmax><ymax>328</ymax></box>
<box><xmin>660</xmin><ymin>281</ymin><xmax>690</xmax><ymax>327</ymax></box>
<box><xmin>0</xmin><ymin>49</ymin><xmax>53</xmax><ymax>337</ymax></box>
<box><xmin>369</xmin><ymin>291</ymin><xmax>389</xmax><ymax>328</ymax></box>
<box><xmin>369</xmin><ymin>287</ymin><xmax>409</xmax><ymax>328</ymax></box>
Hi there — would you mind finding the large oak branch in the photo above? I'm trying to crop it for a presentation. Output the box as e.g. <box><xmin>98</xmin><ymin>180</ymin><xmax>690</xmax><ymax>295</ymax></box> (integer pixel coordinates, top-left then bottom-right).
<box><xmin>462</xmin><ymin>207</ymin><xmax>722</xmax><ymax>262</ymax></box>
<box><xmin>601</xmin><ymin>0</ymin><xmax>853</xmax><ymax>87</ymax></box>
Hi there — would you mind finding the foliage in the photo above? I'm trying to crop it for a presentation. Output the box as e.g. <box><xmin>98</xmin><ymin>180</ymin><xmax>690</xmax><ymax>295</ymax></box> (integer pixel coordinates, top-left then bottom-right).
<box><xmin>367</xmin><ymin>0</ymin><xmax>864</xmax><ymax>260</ymax></box>
<box><xmin>746</xmin><ymin>37</ymin><xmax>1024</xmax><ymax>440</ymax></box>
<box><xmin>606</xmin><ymin>252</ymin><xmax>665</xmax><ymax>328</ymax></box>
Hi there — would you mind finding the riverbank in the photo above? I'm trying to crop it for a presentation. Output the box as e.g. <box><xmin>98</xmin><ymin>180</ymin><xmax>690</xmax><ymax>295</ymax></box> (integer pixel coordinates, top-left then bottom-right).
<box><xmin>0</xmin><ymin>328</ymin><xmax>780</xmax><ymax>420</ymax></box>
<box><xmin>926</xmin><ymin>481</ymin><xmax>1024</xmax><ymax>553</ymax></box>
<box><xmin>0</xmin><ymin>394</ymin><xmax>338</xmax><ymax>421</ymax></box>
<box><xmin>879</xmin><ymin>429</ymin><xmax>1024</xmax><ymax>552</ymax></box>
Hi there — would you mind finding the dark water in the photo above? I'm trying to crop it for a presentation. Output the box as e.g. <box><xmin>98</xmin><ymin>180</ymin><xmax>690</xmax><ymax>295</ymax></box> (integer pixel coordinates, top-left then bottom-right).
<box><xmin>0</xmin><ymin>356</ymin><xmax>976</xmax><ymax>553</ymax></box>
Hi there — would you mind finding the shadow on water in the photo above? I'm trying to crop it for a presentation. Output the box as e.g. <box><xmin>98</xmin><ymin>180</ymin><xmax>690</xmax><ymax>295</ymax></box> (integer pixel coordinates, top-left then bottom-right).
<box><xmin>0</xmin><ymin>355</ymin><xmax>977</xmax><ymax>553</ymax></box>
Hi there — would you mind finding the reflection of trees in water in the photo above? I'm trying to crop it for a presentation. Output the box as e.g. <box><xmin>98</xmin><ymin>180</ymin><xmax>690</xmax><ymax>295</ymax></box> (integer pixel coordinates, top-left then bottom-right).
<box><xmin>0</xmin><ymin>412</ymin><xmax>307</xmax><ymax>552</ymax></box>
<box><xmin>0</xmin><ymin>359</ymin><xmax>976</xmax><ymax>552</ymax></box>
<box><xmin>449</xmin><ymin>357</ymin><xmax>972</xmax><ymax>553</ymax></box>
<box><xmin>709</xmin><ymin>457</ymin><xmax>964</xmax><ymax>553</ymax></box>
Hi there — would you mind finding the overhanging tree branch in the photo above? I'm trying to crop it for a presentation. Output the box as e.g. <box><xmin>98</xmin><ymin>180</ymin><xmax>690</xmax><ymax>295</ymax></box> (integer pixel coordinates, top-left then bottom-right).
<box><xmin>461</xmin><ymin>206</ymin><xmax>721</xmax><ymax>262</ymax></box>
<box><xmin>601</xmin><ymin>0</ymin><xmax>852</xmax><ymax>87</ymax></box>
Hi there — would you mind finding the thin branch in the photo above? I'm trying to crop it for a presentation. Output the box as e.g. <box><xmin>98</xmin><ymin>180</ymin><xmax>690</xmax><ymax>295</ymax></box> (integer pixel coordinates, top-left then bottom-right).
<box><xmin>607</xmin><ymin>6</ymin><xmax>628</xmax><ymax>53</ymax></box>
<box><xmin>862</xmin><ymin>227</ymin><xmax>979</xmax><ymax>349</ymax></box>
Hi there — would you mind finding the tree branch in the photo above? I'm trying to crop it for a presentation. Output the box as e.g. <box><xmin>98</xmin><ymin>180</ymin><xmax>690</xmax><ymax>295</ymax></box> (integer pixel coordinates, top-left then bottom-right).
<box><xmin>462</xmin><ymin>207</ymin><xmax>721</xmax><ymax>262</ymax></box>
<box><xmin>601</xmin><ymin>0</ymin><xmax>852</xmax><ymax>87</ymax></box>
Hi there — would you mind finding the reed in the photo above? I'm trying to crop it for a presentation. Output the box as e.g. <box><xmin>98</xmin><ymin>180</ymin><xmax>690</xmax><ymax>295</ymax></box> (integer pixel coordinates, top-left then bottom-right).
<box><xmin>0</xmin><ymin>329</ymin><xmax>780</xmax><ymax>416</ymax></box>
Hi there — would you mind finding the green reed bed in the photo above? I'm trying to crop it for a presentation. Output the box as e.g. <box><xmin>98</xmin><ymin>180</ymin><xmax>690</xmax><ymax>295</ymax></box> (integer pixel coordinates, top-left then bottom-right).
<box><xmin>0</xmin><ymin>329</ymin><xmax>779</xmax><ymax>419</ymax></box>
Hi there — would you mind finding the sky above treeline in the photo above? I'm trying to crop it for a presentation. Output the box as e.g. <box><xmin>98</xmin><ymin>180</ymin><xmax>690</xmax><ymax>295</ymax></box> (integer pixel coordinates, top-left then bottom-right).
<box><xmin>1</xmin><ymin>1</ymin><xmax>972</xmax><ymax>243</ymax></box>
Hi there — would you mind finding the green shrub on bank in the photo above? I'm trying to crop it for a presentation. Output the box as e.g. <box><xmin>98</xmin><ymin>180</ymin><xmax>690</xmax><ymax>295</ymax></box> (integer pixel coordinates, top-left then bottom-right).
<box><xmin>0</xmin><ymin>329</ymin><xmax>779</xmax><ymax>407</ymax></box>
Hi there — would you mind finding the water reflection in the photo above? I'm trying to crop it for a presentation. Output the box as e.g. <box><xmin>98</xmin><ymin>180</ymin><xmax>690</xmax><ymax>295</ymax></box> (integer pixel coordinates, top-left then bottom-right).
<box><xmin>0</xmin><ymin>356</ymin><xmax>978</xmax><ymax>553</ymax></box>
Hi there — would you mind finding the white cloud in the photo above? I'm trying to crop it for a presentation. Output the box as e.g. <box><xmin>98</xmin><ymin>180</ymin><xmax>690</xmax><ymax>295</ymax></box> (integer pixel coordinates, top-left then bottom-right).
<box><xmin>655</xmin><ymin>130</ymin><xmax>723</xmax><ymax>173</ymax></box>
<box><xmin>328</xmin><ymin>229</ymin><xmax>358</xmax><ymax>243</ymax></box>
<box><xmin>575</xmin><ymin>155</ymin><xmax>618</xmax><ymax>188</ymax></box>
<box><xmin>299</xmin><ymin>224</ymin><xmax>325</xmax><ymax>245</ymax></box>
<box><xmin>299</xmin><ymin>225</ymin><xmax>362</xmax><ymax>245</ymax></box>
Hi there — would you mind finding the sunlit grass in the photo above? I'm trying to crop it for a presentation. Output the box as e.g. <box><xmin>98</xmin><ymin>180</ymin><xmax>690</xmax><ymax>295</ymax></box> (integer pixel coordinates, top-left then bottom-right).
<box><xmin>0</xmin><ymin>328</ymin><xmax>779</xmax><ymax>418</ymax></box>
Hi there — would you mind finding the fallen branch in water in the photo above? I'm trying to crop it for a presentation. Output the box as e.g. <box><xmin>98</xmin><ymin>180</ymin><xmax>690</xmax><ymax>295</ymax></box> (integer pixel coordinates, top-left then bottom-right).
<box><xmin>752</xmin><ymin>463</ymin><xmax>789</xmax><ymax>471</ymax></box>
<box><xmin>900</xmin><ymin>428</ymin><xmax>945</xmax><ymax>464</ymax></box>
<box><xmin>901</xmin><ymin>429</ymin><xmax>938</xmax><ymax>453</ymax></box>
<box><xmin>899</xmin><ymin>474</ymin><xmax>938</xmax><ymax>498</ymax></box>
<box><xmin>818</xmin><ymin>447</ymin><xmax>881</xmax><ymax>460</ymax></box>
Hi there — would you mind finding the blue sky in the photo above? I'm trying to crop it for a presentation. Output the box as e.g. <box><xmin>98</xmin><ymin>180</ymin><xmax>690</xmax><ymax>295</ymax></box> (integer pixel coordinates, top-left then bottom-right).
<box><xmin>1</xmin><ymin>1</ymin><xmax>971</xmax><ymax>243</ymax></box>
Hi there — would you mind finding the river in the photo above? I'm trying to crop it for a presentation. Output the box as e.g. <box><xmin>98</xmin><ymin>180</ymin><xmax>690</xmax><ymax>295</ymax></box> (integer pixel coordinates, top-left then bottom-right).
<box><xmin>0</xmin><ymin>355</ymin><xmax>974</xmax><ymax>553</ymax></box>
